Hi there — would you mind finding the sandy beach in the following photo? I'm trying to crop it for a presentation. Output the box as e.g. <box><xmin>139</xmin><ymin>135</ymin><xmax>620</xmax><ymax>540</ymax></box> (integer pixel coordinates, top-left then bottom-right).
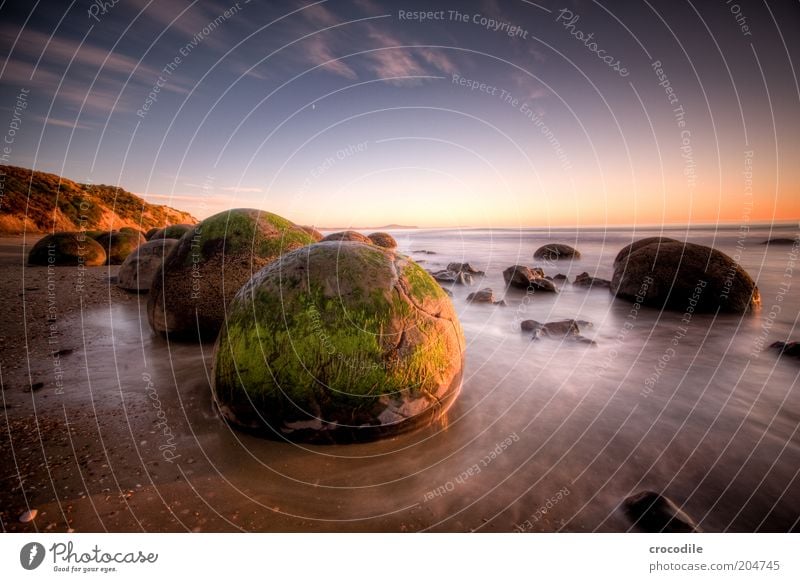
<box><xmin>2</xmin><ymin>228</ymin><xmax>798</xmax><ymax>533</ymax></box>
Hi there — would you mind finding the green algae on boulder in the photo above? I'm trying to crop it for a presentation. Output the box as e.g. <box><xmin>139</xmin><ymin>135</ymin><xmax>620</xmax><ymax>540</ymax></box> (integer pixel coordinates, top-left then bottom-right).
<box><xmin>28</xmin><ymin>232</ymin><xmax>106</xmax><ymax>266</ymax></box>
<box><xmin>117</xmin><ymin>238</ymin><xmax>178</xmax><ymax>293</ymax></box>
<box><xmin>212</xmin><ymin>241</ymin><xmax>466</xmax><ymax>443</ymax></box>
<box><xmin>148</xmin><ymin>208</ymin><xmax>316</xmax><ymax>339</ymax></box>
<box><xmin>150</xmin><ymin>223</ymin><xmax>194</xmax><ymax>240</ymax></box>
<box><xmin>94</xmin><ymin>230</ymin><xmax>146</xmax><ymax>265</ymax></box>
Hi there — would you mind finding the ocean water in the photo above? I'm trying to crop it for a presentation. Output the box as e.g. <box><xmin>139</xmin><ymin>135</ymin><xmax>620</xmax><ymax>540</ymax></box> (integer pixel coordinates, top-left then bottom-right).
<box><xmin>84</xmin><ymin>225</ymin><xmax>800</xmax><ymax>531</ymax></box>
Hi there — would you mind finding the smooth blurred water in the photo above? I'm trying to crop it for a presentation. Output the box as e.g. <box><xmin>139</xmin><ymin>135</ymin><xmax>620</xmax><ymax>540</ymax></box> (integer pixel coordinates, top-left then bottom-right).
<box><xmin>85</xmin><ymin>225</ymin><xmax>800</xmax><ymax>531</ymax></box>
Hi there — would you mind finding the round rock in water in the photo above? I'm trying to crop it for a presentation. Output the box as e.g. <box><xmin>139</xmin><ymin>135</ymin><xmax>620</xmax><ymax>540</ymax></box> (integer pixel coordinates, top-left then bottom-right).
<box><xmin>28</xmin><ymin>232</ymin><xmax>106</xmax><ymax>266</ymax></box>
<box><xmin>148</xmin><ymin>208</ymin><xmax>316</xmax><ymax>339</ymax></box>
<box><xmin>94</xmin><ymin>230</ymin><xmax>146</xmax><ymax>265</ymax></box>
<box><xmin>534</xmin><ymin>243</ymin><xmax>580</xmax><ymax>260</ymax></box>
<box><xmin>611</xmin><ymin>238</ymin><xmax>760</xmax><ymax>313</ymax></box>
<box><xmin>117</xmin><ymin>238</ymin><xmax>178</xmax><ymax>293</ymax></box>
<box><xmin>212</xmin><ymin>241</ymin><xmax>466</xmax><ymax>443</ymax></box>
<box><xmin>368</xmin><ymin>232</ymin><xmax>398</xmax><ymax>248</ymax></box>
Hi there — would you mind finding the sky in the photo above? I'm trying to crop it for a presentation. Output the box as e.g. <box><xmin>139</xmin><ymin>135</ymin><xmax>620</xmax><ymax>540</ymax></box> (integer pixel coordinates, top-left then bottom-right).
<box><xmin>1</xmin><ymin>0</ymin><xmax>798</xmax><ymax>228</ymax></box>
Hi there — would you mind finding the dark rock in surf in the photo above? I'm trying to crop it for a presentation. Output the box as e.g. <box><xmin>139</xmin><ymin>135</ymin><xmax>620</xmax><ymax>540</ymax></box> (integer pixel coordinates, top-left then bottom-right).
<box><xmin>503</xmin><ymin>265</ymin><xmax>557</xmax><ymax>293</ymax></box>
<box><xmin>534</xmin><ymin>243</ymin><xmax>581</xmax><ymax>260</ymax></box>
<box><xmin>521</xmin><ymin>319</ymin><xmax>595</xmax><ymax>345</ymax></box>
<box><xmin>623</xmin><ymin>491</ymin><xmax>700</xmax><ymax>533</ymax></box>
<box><xmin>447</xmin><ymin>262</ymin><xmax>485</xmax><ymax>276</ymax></box>
<box><xmin>611</xmin><ymin>238</ymin><xmax>760</xmax><ymax>314</ymax></box>
<box><xmin>761</xmin><ymin>238</ymin><xmax>797</xmax><ymax>246</ymax></box>
<box><xmin>770</xmin><ymin>341</ymin><xmax>800</xmax><ymax>359</ymax></box>
<box><xmin>573</xmin><ymin>272</ymin><xmax>611</xmax><ymax>288</ymax></box>
<box><xmin>466</xmin><ymin>288</ymin><xmax>505</xmax><ymax>305</ymax></box>
<box><xmin>430</xmin><ymin>269</ymin><xmax>473</xmax><ymax>286</ymax></box>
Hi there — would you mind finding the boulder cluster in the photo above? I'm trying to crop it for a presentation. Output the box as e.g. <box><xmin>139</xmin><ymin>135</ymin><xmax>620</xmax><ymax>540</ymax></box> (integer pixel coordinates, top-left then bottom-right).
<box><xmin>25</xmin><ymin>212</ymin><xmax>464</xmax><ymax>443</ymax></box>
<box><xmin>30</xmin><ymin>220</ymin><xmax>777</xmax><ymax>444</ymax></box>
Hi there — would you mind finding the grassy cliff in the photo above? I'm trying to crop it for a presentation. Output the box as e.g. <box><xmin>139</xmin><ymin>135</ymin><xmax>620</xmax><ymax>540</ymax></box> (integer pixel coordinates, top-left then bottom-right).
<box><xmin>0</xmin><ymin>164</ymin><xmax>195</xmax><ymax>234</ymax></box>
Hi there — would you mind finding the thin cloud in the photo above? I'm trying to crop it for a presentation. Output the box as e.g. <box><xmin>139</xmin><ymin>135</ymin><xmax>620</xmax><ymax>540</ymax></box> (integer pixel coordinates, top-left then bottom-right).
<box><xmin>353</xmin><ymin>0</ymin><xmax>385</xmax><ymax>16</ymax></box>
<box><xmin>301</xmin><ymin>3</ymin><xmax>341</xmax><ymax>28</ymax></box>
<box><xmin>303</xmin><ymin>35</ymin><xmax>358</xmax><ymax>79</ymax></box>
<box><xmin>220</xmin><ymin>186</ymin><xmax>263</xmax><ymax>193</ymax></box>
<box><xmin>31</xmin><ymin>114</ymin><xmax>94</xmax><ymax>130</ymax></box>
<box><xmin>3</xmin><ymin>26</ymin><xmax>161</xmax><ymax>81</ymax></box>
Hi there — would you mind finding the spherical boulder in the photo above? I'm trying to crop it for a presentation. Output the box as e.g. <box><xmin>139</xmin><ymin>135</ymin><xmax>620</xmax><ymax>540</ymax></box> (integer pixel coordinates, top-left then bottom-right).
<box><xmin>298</xmin><ymin>225</ymin><xmax>324</xmax><ymax>241</ymax></box>
<box><xmin>150</xmin><ymin>224</ymin><xmax>193</xmax><ymax>240</ymax></box>
<box><xmin>94</xmin><ymin>231</ymin><xmax>146</xmax><ymax>265</ymax></box>
<box><xmin>368</xmin><ymin>232</ymin><xmax>398</xmax><ymax>248</ymax></box>
<box><xmin>145</xmin><ymin>227</ymin><xmax>160</xmax><ymax>240</ymax></box>
<box><xmin>28</xmin><ymin>232</ymin><xmax>106</xmax><ymax>266</ymax></box>
<box><xmin>119</xmin><ymin>226</ymin><xmax>145</xmax><ymax>238</ymax></box>
<box><xmin>320</xmin><ymin>230</ymin><xmax>373</xmax><ymax>244</ymax></box>
<box><xmin>534</xmin><ymin>243</ymin><xmax>580</xmax><ymax>260</ymax></box>
<box><xmin>117</xmin><ymin>239</ymin><xmax>178</xmax><ymax>293</ymax></box>
<box><xmin>613</xmin><ymin>236</ymin><xmax>678</xmax><ymax>269</ymax></box>
<box><xmin>611</xmin><ymin>239</ymin><xmax>760</xmax><ymax>313</ymax></box>
<box><xmin>148</xmin><ymin>208</ymin><xmax>316</xmax><ymax>339</ymax></box>
<box><xmin>212</xmin><ymin>241</ymin><xmax>466</xmax><ymax>443</ymax></box>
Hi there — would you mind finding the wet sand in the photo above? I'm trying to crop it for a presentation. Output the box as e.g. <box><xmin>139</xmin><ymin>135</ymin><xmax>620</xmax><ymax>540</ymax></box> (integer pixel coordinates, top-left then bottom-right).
<box><xmin>1</xmin><ymin>232</ymin><xmax>798</xmax><ymax>533</ymax></box>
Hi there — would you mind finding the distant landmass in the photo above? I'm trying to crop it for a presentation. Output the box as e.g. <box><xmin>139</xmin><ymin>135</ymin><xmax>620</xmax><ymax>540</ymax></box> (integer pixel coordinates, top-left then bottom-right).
<box><xmin>320</xmin><ymin>224</ymin><xmax>418</xmax><ymax>231</ymax></box>
<box><xmin>0</xmin><ymin>164</ymin><xmax>195</xmax><ymax>234</ymax></box>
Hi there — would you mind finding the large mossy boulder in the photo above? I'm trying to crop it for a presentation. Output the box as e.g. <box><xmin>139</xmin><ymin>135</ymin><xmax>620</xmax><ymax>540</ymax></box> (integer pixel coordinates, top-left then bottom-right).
<box><xmin>150</xmin><ymin>224</ymin><xmax>193</xmax><ymax>241</ymax></box>
<box><xmin>148</xmin><ymin>208</ymin><xmax>316</xmax><ymax>339</ymax></box>
<box><xmin>321</xmin><ymin>230</ymin><xmax>373</xmax><ymax>244</ymax></box>
<box><xmin>212</xmin><ymin>241</ymin><xmax>466</xmax><ymax>443</ymax></box>
<box><xmin>117</xmin><ymin>239</ymin><xmax>178</xmax><ymax>293</ymax></box>
<box><xmin>611</xmin><ymin>238</ymin><xmax>760</xmax><ymax>313</ymax></box>
<box><xmin>534</xmin><ymin>243</ymin><xmax>580</xmax><ymax>260</ymax></box>
<box><xmin>28</xmin><ymin>232</ymin><xmax>106</xmax><ymax>266</ymax></box>
<box><xmin>94</xmin><ymin>231</ymin><xmax>146</xmax><ymax>265</ymax></box>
